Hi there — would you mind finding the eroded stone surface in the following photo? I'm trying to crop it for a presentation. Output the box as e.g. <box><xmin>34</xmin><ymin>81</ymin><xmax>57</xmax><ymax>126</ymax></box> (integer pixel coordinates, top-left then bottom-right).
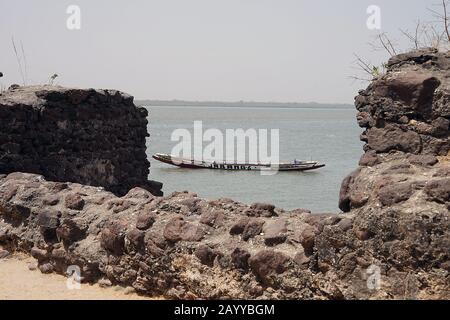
<box><xmin>0</xmin><ymin>168</ymin><xmax>447</xmax><ymax>299</ymax></box>
<box><xmin>0</xmin><ymin>85</ymin><xmax>162</xmax><ymax>196</ymax></box>
<box><xmin>0</xmin><ymin>49</ymin><xmax>448</xmax><ymax>300</ymax></box>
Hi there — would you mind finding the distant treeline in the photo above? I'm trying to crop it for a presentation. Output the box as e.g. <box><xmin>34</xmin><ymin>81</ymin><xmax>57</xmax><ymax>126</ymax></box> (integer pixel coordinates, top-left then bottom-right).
<box><xmin>135</xmin><ymin>99</ymin><xmax>353</xmax><ymax>108</ymax></box>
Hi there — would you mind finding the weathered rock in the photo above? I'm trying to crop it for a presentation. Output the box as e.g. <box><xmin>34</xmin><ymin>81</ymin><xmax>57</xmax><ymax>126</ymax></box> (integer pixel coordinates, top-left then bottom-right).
<box><xmin>228</xmin><ymin>216</ymin><xmax>265</xmax><ymax>240</ymax></box>
<box><xmin>0</xmin><ymin>202</ymin><xmax>30</xmax><ymax>223</ymax></box>
<box><xmin>0</xmin><ymin>85</ymin><xmax>162</xmax><ymax>197</ymax></box>
<box><xmin>163</xmin><ymin>216</ymin><xmax>184</xmax><ymax>243</ymax></box>
<box><xmin>338</xmin><ymin>169</ymin><xmax>360</xmax><ymax>212</ymax></box>
<box><xmin>229</xmin><ymin>217</ymin><xmax>250</xmax><ymax>235</ymax></box>
<box><xmin>366</xmin><ymin>125</ymin><xmax>422</xmax><ymax>154</ymax></box>
<box><xmin>407</xmin><ymin>154</ymin><xmax>438</xmax><ymax>166</ymax></box>
<box><xmin>43</xmin><ymin>195</ymin><xmax>60</xmax><ymax>206</ymax></box>
<box><xmin>65</xmin><ymin>193</ymin><xmax>85</xmax><ymax>210</ymax></box>
<box><xmin>263</xmin><ymin>220</ymin><xmax>287</xmax><ymax>246</ymax></box>
<box><xmin>56</xmin><ymin>219</ymin><xmax>87</xmax><ymax>244</ymax></box>
<box><xmin>382</xmin><ymin>162</ymin><xmax>414</xmax><ymax>175</ymax></box>
<box><xmin>163</xmin><ymin>216</ymin><xmax>205</xmax><ymax>243</ymax></box>
<box><xmin>195</xmin><ymin>245</ymin><xmax>217</xmax><ymax>267</ymax></box>
<box><xmin>0</xmin><ymin>162</ymin><xmax>447</xmax><ymax>299</ymax></box>
<box><xmin>101</xmin><ymin>220</ymin><xmax>127</xmax><ymax>255</ymax></box>
<box><xmin>37</xmin><ymin>210</ymin><xmax>60</xmax><ymax>240</ymax></box>
<box><xmin>136</xmin><ymin>212</ymin><xmax>156</xmax><ymax>230</ymax></box>
<box><xmin>245</xmin><ymin>203</ymin><xmax>277</xmax><ymax>217</ymax></box>
<box><xmin>337</xmin><ymin>218</ymin><xmax>353</xmax><ymax>232</ymax></box>
<box><xmin>304</xmin><ymin>213</ymin><xmax>340</xmax><ymax>231</ymax></box>
<box><xmin>126</xmin><ymin>228</ymin><xmax>145</xmax><ymax>250</ymax></box>
<box><xmin>299</xmin><ymin>226</ymin><xmax>317</xmax><ymax>256</ymax></box>
<box><xmin>231</xmin><ymin>247</ymin><xmax>251</xmax><ymax>270</ymax></box>
<box><xmin>179</xmin><ymin>223</ymin><xmax>205</xmax><ymax>242</ymax></box>
<box><xmin>51</xmin><ymin>247</ymin><xmax>67</xmax><ymax>259</ymax></box>
<box><xmin>371</xmin><ymin>71</ymin><xmax>440</xmax><ymax>113</ymax></box>
<box><xmin>359</xmin><ymin>150</ymin><xmax>380</xmax><ymax>166</ymax></box>
<box><xmin>378</xmin><ymin>181</ymin><xmax>414</xmax><ymax>206</ymax></box>
<box><xmin>425</xmin><ymin>178</ymin><xmax>450</xmax><ymax>204</ymax></box>
<box><xmin>200</xmin><ymin>209</ymin><xmax>225</xmax><ymax>227</ymax></box>
<box><xmin>293</xmin><ymin>252</ymin><xmax>310</xmax><ymax>267</ymax></box>
<box><xmin>354</xmin><ymin>228</ymin><xmax>374</xmax><ymax>241</ymax></box>
<box><xmin>242</xmin><ymin>219</ymin><xmax>264</xmax><ymax>241</ymax></box>
<box><xmin>0</xmin><ymin>50</ymin><xmax>448</xmax><ymax>300</ymax></box>
<box><xmin>249</xmin><ymin>250</ymin><xmax>290</xmax><ymax>284</ymax></box>
<box><xmin>356</xmin><ymin>111</ymin><xmax>373</xmax><ymax>128</ymax></box>
<box><xmin>30</xmin><ymin>247</ymin><xmax>48</xmax><ymax>262</ymax></box>
<box><xmin>39</xmin><ymin>263</ymin><xmax>54</xmax><ymax>274</ymax></box>
<box><xmin>431</xmin><ymin>117</ymin><xmax>450</xmax><ymax>137</ymax></box>
<box><xmin>334</xmin><ymin>48</ymin><xmax>450</xmax><ymax>300</ymax></box>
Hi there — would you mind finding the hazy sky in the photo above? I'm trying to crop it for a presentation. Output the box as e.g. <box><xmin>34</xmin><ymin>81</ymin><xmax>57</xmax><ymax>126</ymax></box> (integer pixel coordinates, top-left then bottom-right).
<box><xmin>0</xmin><ymin>0</ymin><xmax>442</xmax><ymax>103</ymax></box>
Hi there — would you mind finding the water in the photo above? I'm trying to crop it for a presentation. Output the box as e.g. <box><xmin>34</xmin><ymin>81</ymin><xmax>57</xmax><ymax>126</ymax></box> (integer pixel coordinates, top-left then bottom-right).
<box><xmin>146</xmin><ymin>106</ymin><xmax>363</xmax><ymax>213</ymax></box>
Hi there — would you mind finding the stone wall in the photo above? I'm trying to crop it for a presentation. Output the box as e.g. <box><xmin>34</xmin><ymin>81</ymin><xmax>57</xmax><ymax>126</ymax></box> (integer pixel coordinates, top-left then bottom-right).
<box><xmin>0</xmin><ymin>49</ymin><xmax>448</xmax><ymax>300</ymax></box>
<box><xmin>355</xmin><ymin>48</ymin><xmax>449</xmax><ymax>158</ymax></box>
<box><xmin>340</xmin><ymin>48</ymin><xmax>449</xmax><ymax>213</ymax></box>
<box><xmin>0</xmin><ymin>85</ymin><xmax>162</xmax><ymax>196</ymax></box>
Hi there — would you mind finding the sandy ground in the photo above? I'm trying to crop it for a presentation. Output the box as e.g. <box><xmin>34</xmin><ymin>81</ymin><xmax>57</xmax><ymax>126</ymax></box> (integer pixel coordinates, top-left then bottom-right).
<box><xmin>0</xmin><ymin>253</ymin><xmax>152</xmax><ymax>300</ymax></box>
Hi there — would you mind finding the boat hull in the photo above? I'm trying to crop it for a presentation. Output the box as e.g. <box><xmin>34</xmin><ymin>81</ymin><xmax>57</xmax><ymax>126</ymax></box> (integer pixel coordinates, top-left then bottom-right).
<box><xmin>152</xmin><ymin>154</ymin><xmax>325</xmax><ymax>172</ymax></box>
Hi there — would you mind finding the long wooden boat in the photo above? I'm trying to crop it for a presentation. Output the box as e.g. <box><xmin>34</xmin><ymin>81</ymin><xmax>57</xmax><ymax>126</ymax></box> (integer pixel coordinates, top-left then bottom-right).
<box><xmin>152</xmin><ymin>153</ymin><xmax>325</xmax><ymax>171</ymax></box>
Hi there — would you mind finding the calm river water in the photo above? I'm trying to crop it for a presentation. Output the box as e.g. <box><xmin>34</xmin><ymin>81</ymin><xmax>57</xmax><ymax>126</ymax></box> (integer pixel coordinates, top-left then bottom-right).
<box><xmin>146</xmin><ymin>105</ymin><xmax>362</xmax><ymax>212</ymax></box>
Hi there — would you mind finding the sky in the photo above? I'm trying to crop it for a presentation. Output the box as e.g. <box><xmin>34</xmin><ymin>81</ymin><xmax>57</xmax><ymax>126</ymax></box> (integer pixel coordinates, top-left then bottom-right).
<box><xmin>0</xmin><ymin>0</ymin><xmax>444</xmax><ymax>103</ymax></box>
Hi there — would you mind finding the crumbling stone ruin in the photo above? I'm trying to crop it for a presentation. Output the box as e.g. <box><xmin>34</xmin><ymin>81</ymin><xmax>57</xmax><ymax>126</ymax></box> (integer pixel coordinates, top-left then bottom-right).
<box><xmin>0</xmin><ymin>85</ymin><xmax>162</xmax><ymax>196</ymax></box>
<box><xmin>0</xmin><ymin>49</ymin><xmax>448</xmax><ymax>299</ymax></box>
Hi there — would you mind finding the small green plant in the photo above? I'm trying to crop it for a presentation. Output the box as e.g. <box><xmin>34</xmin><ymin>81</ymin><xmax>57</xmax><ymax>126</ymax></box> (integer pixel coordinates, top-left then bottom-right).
<box><xmin>351</xmin><ymin>55</ymin><xmax>387</xmax><ymax>82</ymax></box>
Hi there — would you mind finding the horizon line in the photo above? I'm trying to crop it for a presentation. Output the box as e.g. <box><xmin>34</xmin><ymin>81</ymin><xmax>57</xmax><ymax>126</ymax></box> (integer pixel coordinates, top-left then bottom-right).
<box><xmin>134</xmin><ymin>99</ymin><xmax>354</xmax><ymax>106</ymax></box>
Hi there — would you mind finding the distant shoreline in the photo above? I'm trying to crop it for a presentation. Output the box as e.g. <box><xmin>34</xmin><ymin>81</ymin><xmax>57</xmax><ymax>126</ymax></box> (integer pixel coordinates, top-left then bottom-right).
<box><xmin>135</xmin><ymin>100</ymin><xmax>354</xmax><ymax>109</ymax></box>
